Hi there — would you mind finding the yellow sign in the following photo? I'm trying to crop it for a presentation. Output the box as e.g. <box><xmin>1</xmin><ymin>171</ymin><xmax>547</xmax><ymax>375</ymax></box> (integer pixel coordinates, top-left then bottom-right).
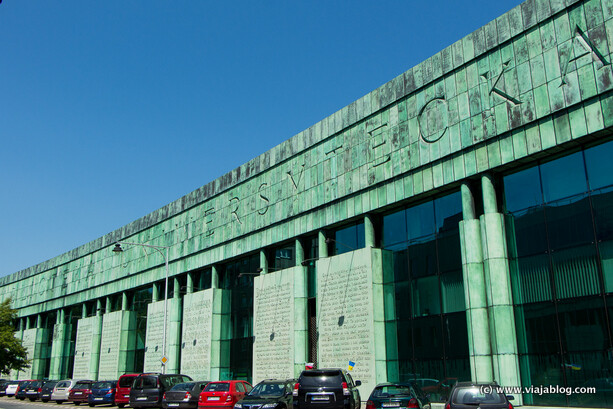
<box><xmin>161</xmin><ymin>356</ymin><xmax>168</xmax><ymax>364</ymax></box>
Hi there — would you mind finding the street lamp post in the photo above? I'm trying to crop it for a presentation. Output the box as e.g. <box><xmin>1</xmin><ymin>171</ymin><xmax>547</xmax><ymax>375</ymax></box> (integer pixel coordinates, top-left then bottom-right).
<box><xmin>113</xmin><ymin>241</ymin><xmax>170</xmax><ymax>373</ymax></box>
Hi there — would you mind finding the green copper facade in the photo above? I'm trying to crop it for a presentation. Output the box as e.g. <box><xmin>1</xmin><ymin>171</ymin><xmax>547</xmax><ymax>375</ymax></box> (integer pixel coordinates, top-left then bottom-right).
<box><xmin>3</xmin><ymin>0</ymin><xmax>613</xmax><ymax>406</ymax></box>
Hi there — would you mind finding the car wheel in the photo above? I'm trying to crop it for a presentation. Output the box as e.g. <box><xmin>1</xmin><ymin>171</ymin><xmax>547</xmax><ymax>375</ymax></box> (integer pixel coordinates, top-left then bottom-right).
<box><xmin>75</xmin><ymin>402</ymin><xmax>81</xmax><ymax>406</ymax></box>
<box><xmin>89</xmin><ymin>404</ymin><xmax>95</xmax><ymax>407</ymax></box>
<box><xmin>30</xmin><ymin>398</ymin><xmax>36</xmax><ymax>402</ymax></box>
<box><xmin>56</xmin><ymin>401</ymin><xmax>63</xmax><ymax>404</ymax></box>
<box><xmin>117</xmin><ymin>405</ymin><xmax>125</xmax><ymax>408</ymax></box>
<box><xmin>42</xmin><ymin>400</ymin><xmax>49</xmax><ymax>403</ymax></box>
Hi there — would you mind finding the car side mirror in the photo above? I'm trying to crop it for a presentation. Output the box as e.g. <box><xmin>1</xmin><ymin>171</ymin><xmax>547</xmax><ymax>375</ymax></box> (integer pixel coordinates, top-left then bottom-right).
<box><xmin>506</xmin><ymin>395</ymin><xmax>514</xmax><ymax>401</ymax></box>
<box><xmin>355</xmin><ymin>381</ymin><xmax>361</xmax><ymax>387</ymax></box>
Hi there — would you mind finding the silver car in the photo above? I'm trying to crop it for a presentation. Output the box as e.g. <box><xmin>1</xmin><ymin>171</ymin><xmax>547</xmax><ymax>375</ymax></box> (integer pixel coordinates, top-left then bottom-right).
<box><xmin>5</xmin><ymin>381</ymin><xmax>21</xmax><ymax>397</ymax></box>
<box><xmin>52</xmin><ymin>380</ymin><xmax>78</xmax><ymax>404</ymax></box>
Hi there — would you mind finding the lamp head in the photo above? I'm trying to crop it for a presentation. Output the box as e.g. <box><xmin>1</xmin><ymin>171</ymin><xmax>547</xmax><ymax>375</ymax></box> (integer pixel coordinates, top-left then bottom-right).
<box><xmin>112</xmin><ymin>243</ymin><xmax>124</xmax><ymax>253</ymax></box>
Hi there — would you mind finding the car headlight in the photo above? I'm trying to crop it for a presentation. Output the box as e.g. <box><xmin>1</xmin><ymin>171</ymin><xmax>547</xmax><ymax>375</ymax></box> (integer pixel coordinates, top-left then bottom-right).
<box><xmin>234</xmin><ymin>404</ymin><xmax>242</xmax><ymax>409</ymax></box>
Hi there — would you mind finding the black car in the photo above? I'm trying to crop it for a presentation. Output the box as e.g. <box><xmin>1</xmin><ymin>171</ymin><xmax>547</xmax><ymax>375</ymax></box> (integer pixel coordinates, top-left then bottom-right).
<box><xmin>16</xmin><ymin>380</ymin><xmax>35</xmax><ymax>400</ymax></box>
<box><xmin>130</xmin><ymin>373</ymin><xmax>193</xmax><ymax>408</ymax></box>
<box><xmin>237</xmin><ymin>379</ymin><xmax>295</xmax><ymax>409</ymax></box>
<box><xmin>40</xmin><ymin>381</ymin><xmax>59</xmax><ymax>403</ymax></box>
<box><xmin>446</xmin><ymin>382</ymin><xmax>514</xmax><ymax>409</ymax></box>
<box><xmin>25</xmin><ymin>380</ymin><xmax>45</xmax><ymax>401</ymax></box>
<box><xmin>293</xmin><ymin>369</ymin><xmax>361</xmax><ymax>409</ymax></box>
<box><xmin>365</xmin><ymin>383</ymin><xmax>430</xmax><ymax>409</ymax></box>
<box><xmin>162</xmin><ymin>381</ymin><xmax>209</xmax><ymax>409</ymax></box>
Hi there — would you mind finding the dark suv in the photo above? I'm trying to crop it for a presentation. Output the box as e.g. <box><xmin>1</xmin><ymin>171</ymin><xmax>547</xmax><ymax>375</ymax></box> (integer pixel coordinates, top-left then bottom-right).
<box><xmin>130</xmin><ymin>373</ymin><xmax>193</xmax><ymax>408</ymax></box>
<box><xmin>237</xmin><ymin>379</ymin><xmax>295</xmax><ymax>409</ymax></box>
<box><xmin>293</xmin><ymin>369</ymin><xmax>361</xmax><ymax>409</ymax></box>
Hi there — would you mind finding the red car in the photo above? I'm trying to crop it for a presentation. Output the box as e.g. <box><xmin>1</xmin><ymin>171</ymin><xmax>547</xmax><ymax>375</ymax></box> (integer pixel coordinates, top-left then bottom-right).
<box><xmin>68</xmin><ymin>381</ymin><xmax>95</xmax><ymax>405</ymax></box>
<box><xmin>115</xmin><ymin>374</ymin><xmax>140</xmax><ymax>408</ymax></box>
<box><xmin>198</xmin><ymin>381</ymin><xmax>252</xmax><ymax>409</ymax></box>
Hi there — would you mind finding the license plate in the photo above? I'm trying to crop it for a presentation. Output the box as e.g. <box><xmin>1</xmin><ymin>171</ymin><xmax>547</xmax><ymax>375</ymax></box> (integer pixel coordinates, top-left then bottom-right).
<box><xmin>312</xmin><ymin>396</ymin><xmax>329</xmax><ymax>401</ymax></box>
<box><xmin>137</xmin><ymin>397</ymin><xmax>148</xmax><ymax>401</ymax></box>
<box><xmin>75</xmin><ymin>392</ymin><xmax>83</xmax><ymax>395</ymax></box>
<box><xmin>208</xmin><ymin>397</ymin><xmax>220</xmax><ymax>401</ymax></box>
<box><xmin>168</xmin><ymin>404</ymin><xmax>179</xmax><ymax>407</ymax></box>
<box><xmin>382</xmin><ymin>404</ymin><xmax>400</xmax><ymax>407</ymax></box>
<box><xmin>95</xmin><ymin>398</ymin><xmax>104</xmax><ymax>401</ymax></box>
<box><xmin>124</xmin><ymin>395</ymin><xmax>130</xmax><ymax>398</ymax></box>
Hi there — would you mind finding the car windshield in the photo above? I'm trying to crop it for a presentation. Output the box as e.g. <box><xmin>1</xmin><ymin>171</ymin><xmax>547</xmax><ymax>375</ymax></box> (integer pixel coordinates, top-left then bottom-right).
<box><xmin>372</xmin><ymin>385</ymin><xmax>413</xmax><ymax>398</ymax></box>
<box><xmin>249</xmin><ymin>383</ymin><xmax>285</xmax><ymax>397</ymax></box>
<box><xmin>299</xmin><ymin>370</ymin><xmax>343</xmax><ymax>387</ymax></box>
<box><xmin>74</xmin><ymin>383</ymin><xmax>92</xmax><ymax>389</ymax></box>
<box><xmin>205</xmin><ymin>383</ymin><xmax>230</xmax><ymax>392</ymax></box>
<box><xmin>452</xmin><ymin>387</ymin><xmax>505</xmax><ymax>405</ymax></box>
<box><xmin>160</xmin><ymin>376</ymin><xmax>192</xmax><ymax>389</ymax></box>
<box><xmin>119</xmin><ymin>377</ymin><xmax>135</xmax><ymax>388</ymax></box>
<box><xmin>170</xmin><ymin>383</ymin><xmax>196</xmax><ymax>392</ymax></box>
<box><xmin>44</xmin><ymin>382</ymin><xmax>58</xmax><ymax>388</ymax></box>
<box><xmin>93</xmin><ymin>382</ymin><xmax>114</xmax><ymax>389</ymax></box>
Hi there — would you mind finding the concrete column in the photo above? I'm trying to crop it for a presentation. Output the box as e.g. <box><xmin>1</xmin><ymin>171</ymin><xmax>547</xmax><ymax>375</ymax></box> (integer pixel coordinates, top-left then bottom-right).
<box><xmin>49</xmin><ymin>309</ymin><xmax>69</xmax><ymax>380</ymax></box>
<box><xmin>153</xmin><ymin>283</ymin><xmax>160</xmax><ymax>301</ymax></box>
<box><xmin>318</xmin><ymin>230</ymin><xmax>328</xmax><ymax>258</ymax></box>
<box><xmin>259</xmin><ymin>250</ymin><xmax>268</xmax><ymax>275</ymax></box>
<box><xmin>459</xmin><ymin>182</ymin><xmax>494</xmax><ymax>382</ymax></box>
<box><xmin>211</xmin><ymin>266</ymin><xmax>219</xmax><ymax>289</ymax></box>
<box><xmin>89</xmin><ymin>299</ymin><xmax>103</xmax><ymax>380</ymax></box>
<box><xmin>82</xmin><ymin>304</ymin><xmax>88</xmax><ymax>318</ymax></box>
<box><xmin>122</xmin><ymin>293</ymin><xmax>129</xmax><ymax>311</ymax></box>
<box><xmin>31</xmin><ymin>314</ymin><xmax>48</xmax><ymax>379</ymax></box>
<box><xmin>480</xmin><ymin>175</ymin><xmax>521</xmax><ymax>399</ymax></box>
<box><xmin>187</xmin><ymin>272</ymin><xmax>194</xmax><ymax>294</ymax></box>
<box><xmin>365</xmin><ymin>214</ymin><xmax>376</xmax><ymax>247</ymax></box>
<box><xmin>294</xmin><ymin>238</ymin><xmax>308</xmax><ymax>376</ymax></box>
<box><xmin>168</xmin><ymin>285</ymin><xmax>183</xmax><ymax>374</ymax></box>
<box><xmin>296</xmin><ymin>238</ymin><xmax>305</xmax><ymax>266</ymax></box>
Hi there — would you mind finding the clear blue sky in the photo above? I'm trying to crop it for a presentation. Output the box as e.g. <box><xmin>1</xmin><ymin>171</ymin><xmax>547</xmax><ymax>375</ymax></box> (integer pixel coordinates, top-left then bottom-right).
<box><xmin>0</xmin><ymin>0</ymin><xmax>524</xmax><ymax>277</ymax></box>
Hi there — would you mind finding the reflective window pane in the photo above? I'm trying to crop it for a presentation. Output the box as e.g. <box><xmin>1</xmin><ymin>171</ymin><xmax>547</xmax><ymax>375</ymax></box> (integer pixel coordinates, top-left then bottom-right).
<box><xmin>509</xmin><ymin>208</ymin><xmax>548</xmax><ymax>257</ymax></box>
<box><xmin>434</xmin><ymin>192</ymin><xmax>462</xmax><ymax>234</ymax></box>
<box><xmin>592</xmin><ymin>188</ymin><xmax>613</xmax><ymax>242</ymax></box>
<box><xmin>552</xmin><ymin>245</ymin><xmax>601</xmax><ymax>299</ymax></box>
<box><xmin>540</xmin><ymin>151</ymin><xmax>588</xmax><ymax>203</ymax></box>
<box><xmin>504</xmin><ymin>166</ymin><xmax>542</xmax><ymax>212</ymax></box>
<box><xmin>585</xmin><ymin>140</ymin><xmax>613</xmax><ymax>191</ymax></box>
<box><xmin>406</xmin><ymin>201</ymin><xmax>435</xmax><ymax>241</ymax></box>
<box><xmin>545</xmin><ymin>196</ymin><xmax>594</xmax><ymax>251</ymax></box>
<box><xmin>383</xmin><ymin>209</ymin><xmax>407</xmax><ymax>248</ymax></box>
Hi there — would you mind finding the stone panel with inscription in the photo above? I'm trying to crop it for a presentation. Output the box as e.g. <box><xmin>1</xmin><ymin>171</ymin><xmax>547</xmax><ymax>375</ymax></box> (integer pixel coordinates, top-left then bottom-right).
<box><xmin>144</xmin><ymin>299</ymin><xmax>180</xmax><ymax>372</ymax></box>
<box><xmin>73</xmin><ymin>316</ymin><xmax>95</xmax><ymax>379</ymax></box>
<box><xmin>252</xmin><ymin>269</ymin><xmax>295</xmax><ymax>383</ymax></box>
<box><xmin>317</xmin><ymin>248</ymin><xmax>376</xmax><ymax>398</ymax></box>
<box><xmin>98</xmin><ymin>311</ymin><xmax>122</xmax><ymax>379</ymax></box>
<box><xmin>180</xmin><ymin>290</ymin><xmax>213</xmax><ymax>379</ymax></box>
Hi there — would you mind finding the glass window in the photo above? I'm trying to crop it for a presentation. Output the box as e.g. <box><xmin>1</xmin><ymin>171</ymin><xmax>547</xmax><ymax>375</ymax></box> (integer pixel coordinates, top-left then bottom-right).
<box><xmin>434</xmin><ymin>192</ymin><xmax>462</xmax><ymax>234</ymax></box>
<box><xmin>545</xmin><ymin>196</ymin><xmax>594</xmax><ymax>251</ymax></box>
<box><xmin>269</xmin><ymin>243</ymin><xmax>295</xmax><ymax>270</ymax></box>
<box><xmin>406</xmin><ymin>201</ymin><xmax>435</xmax><ymax>241</ymax></box>
<box><xmin>508</xmin><ymin>208</ymin><xmax>548</xmax><ymax>257</ymax></box>
<box><xmin>540</xmin><ymin>151</ymin><xmax>588</xmax><ymax>203</ymax></box>
<box><xmin>504</xmin><ymin>166</ymin><xmax>542</xmax><ymax>212</ymax></box>
<box><xmin>551</xmin><ymin>245</ymin><xmax>601</xmax><ymax>299</ymax></box>
<box><xmin>585</xmin><ymin>141</ymin><xmax>613</xmax><ymax>191</ymax></box>
<box><xmin>383</xmin><ymin>209</ymin><xmax>407</xmax><ymax>247</ymax></box>
<box><xmin>333</xmin><ymin>222</ymin><xmax>365</xmax><ymax>255</ymax></box>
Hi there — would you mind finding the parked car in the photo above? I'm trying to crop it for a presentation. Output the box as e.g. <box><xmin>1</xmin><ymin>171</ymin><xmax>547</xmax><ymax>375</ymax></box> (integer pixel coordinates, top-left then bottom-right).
<box><xmin>0</xmin><ymin>380</ymin><xmax>10</xmax><ymax>397</ymax></box>
<box><xmin>366</xmin><ymin>382</ymin><xmax>430</xmax><ymax>409</ymax></box>
<box><xmin>198</xmin><ymin>380</ymin><xmax>252</xmax><ymax>409</ymax></box>
<box><xmin>69</xmin><ymin>380</ymin><xmax>96</xmax><ymax>405</ymax></box>
<box><xmin>16</xmin><ymin>380</ymin><xmax>35</xmax><ymax>400</ymax></box>
<box><xmin>41</xmin><ymin>381</ymin><xmax>60</xmax><ymax>403</ymax></box>
<box><xmin>52</xmin><ymin>380</ymin><xmax>77</xmax><ymax>404</ymax></box>
<box><xmin>5</xmin><ymin>381</ymin><xmax>22</xmax><ymax>397</ymax></box>
<box><xmin>116</xmin><ymin>374</ymin><xmax>140</xmax><ymax>408</ymax></box>
<box><xmin>25</xmin><ymin>380</ymin><xmax>45</xmax><ymax>401</ymax></box>
<box><xmin>236</xmin><ymin>379</ymin><xmax>295</xmax><ymax>409</ymax></box>
<box><xmin>89</xmin><ymin>380</ymin><xmax>118</xmax><ymax>407</ymax></box>
<box><xmin>445</xmin><ymin>382</ymin><xmax>514</xmax><ymax>409</ymax></box>
<box><xmin>293</xmin><ymin>368</ymin><xmax>361</xmax><ymax>409</ymax></box>
<box><xmin>130</xmin><ymin>373</ymin><xmax>193</xmax><ymax>408</ymax></box>
<box><xmin>162</xmin><ymin>381</ymin><xmax>209</xmax><ymax>409</ymax></box>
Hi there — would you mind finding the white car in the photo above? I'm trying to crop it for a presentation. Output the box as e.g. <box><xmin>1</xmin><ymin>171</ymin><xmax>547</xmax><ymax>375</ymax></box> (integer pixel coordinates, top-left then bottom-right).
<box><xmin>5</xmin><ymin>381</ymin><xmax>21</xmax><ymax>397</ymax></box>
<box><xmin>51</xmin><ymin>380</ymin><xmax>77</xmax><ymax>403</ymax></box>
